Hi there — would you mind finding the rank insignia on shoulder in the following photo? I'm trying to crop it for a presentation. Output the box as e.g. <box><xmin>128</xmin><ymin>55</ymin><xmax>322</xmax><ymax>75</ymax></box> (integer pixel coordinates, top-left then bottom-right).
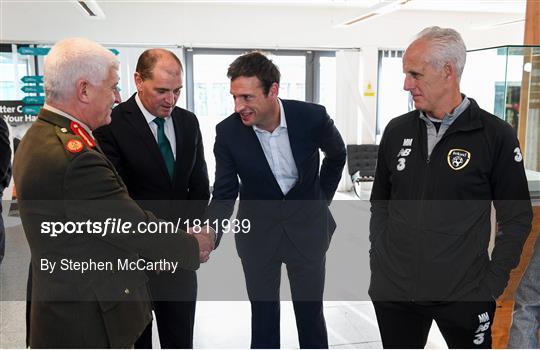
<box><xmin>66</xmin><ymin>139</ymin><xmax>84</xmax><ymax>153</ymax></box>
<box><xmin>70</xmin><ymin>121</ymin><xmax>96</xmax><ymax>148</ymax></box>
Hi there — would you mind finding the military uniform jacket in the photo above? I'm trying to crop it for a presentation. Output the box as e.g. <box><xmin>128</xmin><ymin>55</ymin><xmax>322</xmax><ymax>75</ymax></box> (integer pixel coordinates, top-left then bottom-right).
<box><xmin>369</xmin><ymin>98</ymin><xmax>533</xmax><ymax>302</ymax></box>
<box><xmin>13</xmin><ymin>109</ymin><xmax>200</xmax><ymax>348</ymax></box>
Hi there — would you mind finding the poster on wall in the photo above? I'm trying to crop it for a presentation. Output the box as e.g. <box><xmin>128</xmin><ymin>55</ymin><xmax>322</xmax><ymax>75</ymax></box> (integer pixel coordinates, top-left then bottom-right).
<box><xmin>0</xmin><ymin>101</ymin><xmax>38</xmax><ymax>126</ymax></box>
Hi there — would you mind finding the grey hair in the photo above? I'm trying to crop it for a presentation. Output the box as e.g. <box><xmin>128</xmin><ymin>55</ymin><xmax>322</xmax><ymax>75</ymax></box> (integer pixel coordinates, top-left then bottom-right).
<box><xmin>44</xmin><ymin>37</ymin><xmax>119</xmax><ymax>103</ymax></box>
<box><xmin>415</xmin><ymin>26</ymin><xmax>467</xmax><ymax>80</ymax></box>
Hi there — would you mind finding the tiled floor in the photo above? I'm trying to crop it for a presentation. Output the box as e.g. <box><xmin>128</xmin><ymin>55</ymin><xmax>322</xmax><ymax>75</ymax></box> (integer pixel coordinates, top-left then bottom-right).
<box><xmin>0</xmin><ymin>194</ymin><xmax>449</xmax><ymax>349</ymax></box>
<box><xmin>0</xmin><ymin>299</ymin><xmax>447</xmax><ymax>348</ymax></box>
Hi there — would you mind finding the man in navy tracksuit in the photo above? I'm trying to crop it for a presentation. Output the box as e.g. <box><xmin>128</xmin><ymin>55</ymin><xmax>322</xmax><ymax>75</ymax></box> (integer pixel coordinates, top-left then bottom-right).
<box><xmin>369</xmin><ymin>26</ymin><xmax>533</xmax><ymax>348</ymax></box>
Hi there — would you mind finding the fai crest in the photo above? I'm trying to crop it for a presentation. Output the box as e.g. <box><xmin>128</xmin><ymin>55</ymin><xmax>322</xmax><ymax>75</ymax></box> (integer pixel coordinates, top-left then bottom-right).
<box><xmin>447</xmin><ymin>149</ymin><xmax>471</xmax><ymax>170</ymax></box>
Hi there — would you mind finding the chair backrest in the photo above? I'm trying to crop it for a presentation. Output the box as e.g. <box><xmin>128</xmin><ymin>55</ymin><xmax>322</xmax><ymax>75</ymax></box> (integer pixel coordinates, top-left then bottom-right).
<box><xmin>347</xmin><ymin>144</ymin><xmax>379</xmax><ymax>178</ymax></box>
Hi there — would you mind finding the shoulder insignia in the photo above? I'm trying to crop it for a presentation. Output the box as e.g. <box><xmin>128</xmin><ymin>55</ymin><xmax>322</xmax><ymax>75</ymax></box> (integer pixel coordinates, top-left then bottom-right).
<box><xmin>66</xmin><ymin>139</ymin><xmax>84</xmax><ymax>153</ymax></box>
<box><xmin>70</xmin><ymin>121</ymin><xmax>96</xmax><ymax>148</ymax></box>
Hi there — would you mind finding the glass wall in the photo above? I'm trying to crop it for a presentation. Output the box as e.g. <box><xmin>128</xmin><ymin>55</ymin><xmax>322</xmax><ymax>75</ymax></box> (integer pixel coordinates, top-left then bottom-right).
<box><xmin>462</xmin><ymin>46</ymin><xmax>526</xmax><ymax>128</ymax></box>
<box><xmin>273</xmin><ymin>55</ymin><xmax>306</xmax><ymax>101</ymax></box>
<box><xmin>462</xmin><ymin>45</ymin><xmax>540</xmax><ymax>197</ymax></box>
<box><xmin>0</xmin><ymin>45</ymin><xmax>33</xmax><ymax>100</ymax></box>
<box><xmin>0</xmin><ymin>44</ymin><xmax>37</xmax><ymax>145</ymax></box>
<box><xmin>193</xmin><ymin>53</ymin><xmax>237</xmax><ymax>120</ymax></box>
<box><xmin>191</xmin><ymin>52</ymin><xmax>238</xmax><ymax>184</ymax></box>
<box><xmin>376</xmin><ymin>49</ymin><xmax>410</xmax><ymax>142</ymax></box>
<box><xmin>319</xmin><ymin>55</ymin><xmax>337</xmax><ymax>118</ymax></box>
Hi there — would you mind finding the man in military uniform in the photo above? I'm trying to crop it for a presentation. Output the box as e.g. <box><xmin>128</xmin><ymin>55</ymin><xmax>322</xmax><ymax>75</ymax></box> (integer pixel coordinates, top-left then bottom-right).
<box><xmin>13</xmin><ymin>37</ymin><xmax>214</xmax><ymax>348</ymax></box>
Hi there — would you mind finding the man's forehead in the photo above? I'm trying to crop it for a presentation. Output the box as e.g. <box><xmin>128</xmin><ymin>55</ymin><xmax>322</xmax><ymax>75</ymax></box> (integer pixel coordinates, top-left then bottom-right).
<box><xmin>409</xmin><ymin>37</ymin><xmax>430</xmax><ymax>50</ymax></box>
<box><xmin>149</xmin><ymin>66</ymin><xmax>182</xmax><ymax>83</ymax></box>
<box><xmin>154</xmin><ymin>58</ymin><xmax>182</xmax><ymax>74</ymax></box>
<box><xmin>403</xmin><ymin>45</ymin><xmax>428</xmax><ymax>68</ymax></box>
<box><xmin>230</xmin><ymin>85</ymin><xmax>254</xmax><ymax>95</ymax></box>
<box><xmin>231</xmin><ymin>76</ymin><xmax>264</xmax><ymax>88</ymax></box>
<box><xmin>405</xmin><ymin>38</ymin><xmax>429</xmax><ymax>56</ymax></box>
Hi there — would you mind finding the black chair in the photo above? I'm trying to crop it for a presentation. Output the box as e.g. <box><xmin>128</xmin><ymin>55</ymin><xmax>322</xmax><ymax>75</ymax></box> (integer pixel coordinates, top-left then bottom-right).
<box><xmin>346</xmin><ymin>144</ymin><xmax>379</xmax><ymax>198</ymax></box>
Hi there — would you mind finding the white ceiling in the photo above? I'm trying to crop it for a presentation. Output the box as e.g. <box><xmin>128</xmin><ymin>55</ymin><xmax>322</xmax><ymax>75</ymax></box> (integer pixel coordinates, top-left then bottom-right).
<box><xmin>76</xmin><ymin>0</ymin><xmax>527</xmax><ymax>13</ymax></box>
<box><xmin>403</xmin><ymin>0</ymin><xmax>525</xmax><ymax>13</ymax></box>
<box><xmin>5</xmin><ymin>0</ymin><xmax>524</xmax><ymax>13</ymax></box>
<box><xmin>0</xmin><ymin>0</ymin><xmax>527</xmax><ymax>49</ymax></box>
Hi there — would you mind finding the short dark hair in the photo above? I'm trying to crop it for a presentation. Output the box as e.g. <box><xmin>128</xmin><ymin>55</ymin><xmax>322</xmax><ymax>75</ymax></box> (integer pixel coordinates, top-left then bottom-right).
<box><xmin>227</xmin><ymin>52</ymin><xmax>280</xmax><ymax>95</ymax></box>
<box><xmin>136</xmin><ymin>48</ymin><xmax>183</xmax><ymax>81</ymax></box>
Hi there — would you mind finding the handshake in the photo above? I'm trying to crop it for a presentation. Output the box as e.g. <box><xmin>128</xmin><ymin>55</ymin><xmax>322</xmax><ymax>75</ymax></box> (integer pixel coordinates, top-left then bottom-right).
<box><xmin>187</xmin><ymin>225</ymin><xmax>216</xmax><ymax>263</ymax></box>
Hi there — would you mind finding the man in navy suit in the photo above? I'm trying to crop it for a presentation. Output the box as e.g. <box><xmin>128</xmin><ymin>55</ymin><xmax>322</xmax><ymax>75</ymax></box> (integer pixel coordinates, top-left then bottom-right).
<box><xmin>94</xmin><ymin>49</ymin><xmax>210</xmax><ymax>348</ymax></box>
<box><xmin>205</xmin><ymin>52</ymin><xmax>346</xmax><ymax>349</ymax></box>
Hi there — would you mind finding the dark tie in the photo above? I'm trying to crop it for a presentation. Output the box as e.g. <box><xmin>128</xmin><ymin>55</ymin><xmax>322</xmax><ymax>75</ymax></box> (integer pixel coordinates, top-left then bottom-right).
<box><xmin>153</xmin><ymin>117</ymin><xmax>175</xmax><ymax>178</ymax></box>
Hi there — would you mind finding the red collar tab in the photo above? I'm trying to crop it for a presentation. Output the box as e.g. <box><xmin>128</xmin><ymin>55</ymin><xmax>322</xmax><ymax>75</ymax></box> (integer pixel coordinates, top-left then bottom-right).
<box><xmin>70</xmin><ymin>121</ymin><xmax>96</xmax><ymax>148</ymax></box>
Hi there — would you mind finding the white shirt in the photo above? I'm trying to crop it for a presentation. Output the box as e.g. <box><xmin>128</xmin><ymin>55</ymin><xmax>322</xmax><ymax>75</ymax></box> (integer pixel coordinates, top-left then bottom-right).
<box><xmin>135</xmin><ymin>94</ymin><xmax>177</xmax><ymax>160</ymax></box>
<box><xmin>253</xmin><ymin>99</ymin><xmax>298</xmax><ymax>195</ymax></box>
<box><xmin>43</xmin><ymin>104</ymin><xmax>95</xmax><ymax>141</ymax></box>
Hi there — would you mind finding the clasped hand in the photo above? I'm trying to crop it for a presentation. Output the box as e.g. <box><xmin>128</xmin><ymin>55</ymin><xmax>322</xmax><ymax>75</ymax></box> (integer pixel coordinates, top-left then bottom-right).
<box><xmin>187</xmin><ymin>225</ymin><xmax>216</xmax><ymax>263</ymax></box>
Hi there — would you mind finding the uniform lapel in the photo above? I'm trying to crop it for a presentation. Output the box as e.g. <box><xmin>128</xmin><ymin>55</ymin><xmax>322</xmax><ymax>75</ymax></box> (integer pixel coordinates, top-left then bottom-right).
<box><xmin>38</xmin><ymin>108</ymin><xmax>71</xmax><ymax>129</ymax></box>
<box><xmin>40</xmin><ymin>108</ymin><xmax>104</xmax><ymax>153</ymax></box>
<box><xmin>39</xmin><ymin>109</ymin><xmax>125</xmax><ymax>187</ymax></box>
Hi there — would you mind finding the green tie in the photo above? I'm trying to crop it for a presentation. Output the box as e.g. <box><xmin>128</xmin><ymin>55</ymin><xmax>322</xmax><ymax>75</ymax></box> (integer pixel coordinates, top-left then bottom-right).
<box><xmin>153</xmin><ymin>117</ymin><xmax>175</xmax><ymax>178</ymax></box>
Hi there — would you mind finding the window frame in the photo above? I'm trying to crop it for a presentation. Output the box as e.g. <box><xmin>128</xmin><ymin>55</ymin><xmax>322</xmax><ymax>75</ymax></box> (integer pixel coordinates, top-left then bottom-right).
<box><xmin>184</xmin><ymin>47</ymin><xmax>336</xmax><ymax>111</ymax></box>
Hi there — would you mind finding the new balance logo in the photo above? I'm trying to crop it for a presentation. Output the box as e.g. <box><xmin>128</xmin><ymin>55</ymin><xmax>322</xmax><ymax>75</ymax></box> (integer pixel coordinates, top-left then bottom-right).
<box><xmin>476</xmin><ymin>322</ymin><xmax>490</xmax><ymax>333</ymax></box>
<box><xmin>397</xmin><ymin>148</ymin><xmax>411</xmax><ymax>157</ymax></box>
<box><xmin>478</xmin><ymin>312</ymin><xmax>490</xmax><ymax>323</ymax></box>
<box><xmin>403</xmin><ymin>138</ymin><xmax>413</xmax><ymax>146</ymax></box>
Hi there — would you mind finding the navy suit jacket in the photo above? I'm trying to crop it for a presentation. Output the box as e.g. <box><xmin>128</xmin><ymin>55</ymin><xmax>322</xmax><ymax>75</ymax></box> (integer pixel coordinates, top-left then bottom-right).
<box><xmin>94</xmin><ymin>94</ymin><xmax>209</xmax><ymax>300</ymax></box>
<box><xmin>206</xmin><ymin>99</ymin><xmax>346</xmax><ymax>263</ymax></box>
<box><xmin>94</xmin><ymin>94</ymin><xmax>210</xmax><ymax>223</ymax></box>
